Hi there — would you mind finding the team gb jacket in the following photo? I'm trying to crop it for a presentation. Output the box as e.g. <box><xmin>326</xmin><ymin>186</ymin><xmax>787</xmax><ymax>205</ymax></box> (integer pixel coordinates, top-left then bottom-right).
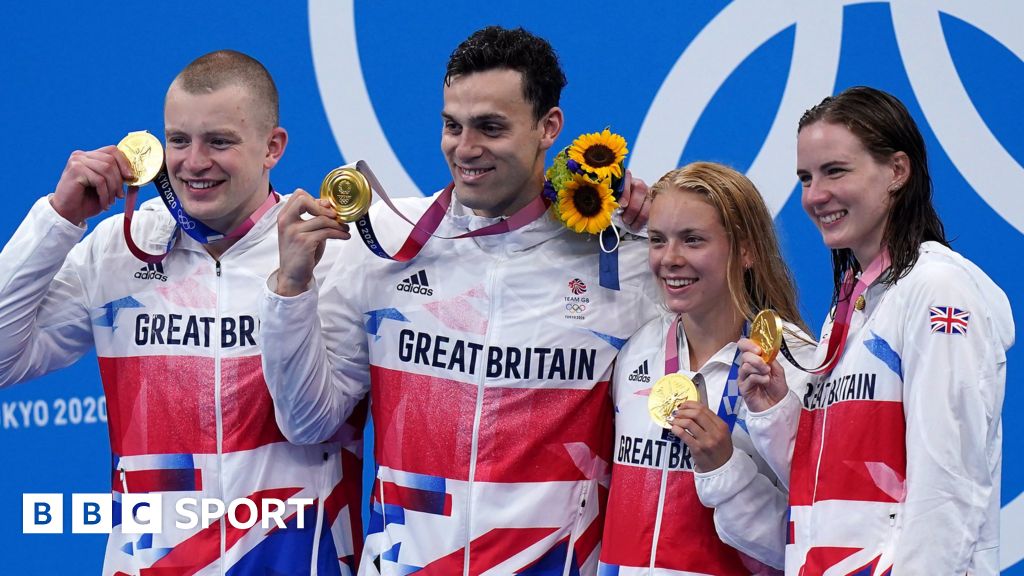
<box><xmin>260</xmin><ymin>193</ymin><xmax>660</xmax><ymax>576</ymax></box>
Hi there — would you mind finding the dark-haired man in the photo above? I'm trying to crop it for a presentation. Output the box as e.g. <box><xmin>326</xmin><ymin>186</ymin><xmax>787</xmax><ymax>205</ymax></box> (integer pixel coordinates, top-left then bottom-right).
<box><xmin>0</xmin><ymin>50</ymin><xmax>363</xmax><ymax>575</ymax></box>
<box><xmin>261</xmin><ymin>27</ymin><xmax>657</xmax><ymax>574</ymax></box>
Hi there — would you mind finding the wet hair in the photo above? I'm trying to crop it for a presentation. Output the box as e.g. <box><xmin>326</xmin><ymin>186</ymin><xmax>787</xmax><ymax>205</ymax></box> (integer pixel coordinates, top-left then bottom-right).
<box><xmin>650</xmin><ymin>161</ymin><xmax>811</xmax><ymax>335</ymax></box>
<box><xmin>445</xmin><ymin>26</ymin><xmax>567</xmax><ymax>122</ymax></box>
<box><xmin>171</xmin><ymin>49</ymin><xmax>279</xmax><ymax>130</ymax></box>
<box><xmin>798</xmin><ymin>86</ymin><xmax>948</xmax><ymax>305</ymax></box>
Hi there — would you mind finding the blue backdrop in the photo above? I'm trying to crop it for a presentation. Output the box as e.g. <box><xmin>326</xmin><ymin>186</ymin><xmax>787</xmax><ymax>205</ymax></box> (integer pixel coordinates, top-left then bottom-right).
<box><xmin>1</xmin><ymin>1</ymin><xmax>1020</xmax><ymax>573</ymax></box>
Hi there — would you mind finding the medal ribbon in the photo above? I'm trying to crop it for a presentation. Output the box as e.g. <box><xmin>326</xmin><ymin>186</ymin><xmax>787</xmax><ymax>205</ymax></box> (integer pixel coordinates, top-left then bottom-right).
<box><xmin>123</xmin><ymin>170</ymin><xmax>279</xmax><ymax>263</ymax></box>
<box><xmin>778</xmin><ymin>250</ymin><xmax>891</xmax><ymax>375</ymax></box>
<box><xmin>350</xmin><ymin>160</ymin><xmax>550</xmax><ymax>263</ymax></box>
<box><xmin>598</xmin><ymin>226</ymin><xmax>620</xmax><ymax>291</ymax></box>
<box><xmin>664</xmin><ymin>315</ymin><xmax>748</xmax><ymax>432</ymax></box>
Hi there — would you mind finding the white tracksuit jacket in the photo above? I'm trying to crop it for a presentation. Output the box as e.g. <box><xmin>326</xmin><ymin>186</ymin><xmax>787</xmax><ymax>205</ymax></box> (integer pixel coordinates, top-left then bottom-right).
<box><xmin>259</xmin><ymin>193</ymin><xmax>660</xmax><ymax>576</ymax></box>
<box><xmin>745</xmin><ymin>242</ymin><xmax>1013</xmax><ymax>575</ymax></box>
<box><xmin>0</xmin><ymin>196</ymin><xmax>364</xmax><ymax>576</ymax></box>
<box><xmin>599</xmin><ymin>311</ymin><xmax>815</xmax><ymax>575</ymax></box>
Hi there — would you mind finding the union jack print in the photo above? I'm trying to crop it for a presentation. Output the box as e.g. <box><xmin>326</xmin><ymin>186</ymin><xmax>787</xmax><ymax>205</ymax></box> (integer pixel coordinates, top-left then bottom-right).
<box><xmin>929</xmin><ymin>306</ymin><xmax>969</xmax><ymax>335</ymax></box>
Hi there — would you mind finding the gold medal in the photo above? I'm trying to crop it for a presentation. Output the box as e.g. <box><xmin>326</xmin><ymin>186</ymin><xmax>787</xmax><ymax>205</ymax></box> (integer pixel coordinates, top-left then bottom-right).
<box><xmin>648</xmin><ymin>373</ymin><xmax>699</xmax><ymax>429</ymax></box>
<box><xmin>321</xmin><ymin>166</ymin><xmax>372</xmax><ymax>222</ymax></box>
<box><xmin>855</xmin><ymin>295</ymin><xmax>866</xmax><ymax>311</ymax></box>
<box><xmin>116</xmin><ymin>131</ymin><xmax>164</xmax><ymax>187</ymax></box>
<box><xmin>750</xmin><ymin>309</ymin><xmax>783</xmax><ymax>364</ymax></box>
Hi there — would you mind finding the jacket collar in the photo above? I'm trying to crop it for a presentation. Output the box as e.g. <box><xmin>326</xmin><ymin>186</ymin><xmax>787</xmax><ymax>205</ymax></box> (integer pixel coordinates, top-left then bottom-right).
<box><xmin>136</xmin><ymin>194</ymin><xmax>281</xmax><ymax>258</ymax></box>
<box><xmin>445</xmin><ymin>190</ymin><xmax>565</xmax><ymax>253</ymax></box>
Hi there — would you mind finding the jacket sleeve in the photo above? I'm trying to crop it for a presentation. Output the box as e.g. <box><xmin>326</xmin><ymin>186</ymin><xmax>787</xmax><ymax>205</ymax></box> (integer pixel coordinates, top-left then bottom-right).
<box><xmin>694</xmin><ymin>445</ymin><xmax>788</xmax><ymax>569</ymax></box>
<box><xmin>258</xmin><ymin>238</ymin><xmax>371</xmax><ymax>445</ymax></box>
<box><xmin>0</xmin><ymin>198</ymin><xmax>95</xmax><ymax>387</ymax></box>
<box><xmin>696</xmin><ymin>333</ymin><xmax>817</xmax><ymax>569</ymax></box>
<box><xmin>892</xmin><ymin>260</ymin><xmax>1007</xmax><ymax>573</ymax></box>
<box><xmin>743</xmin><ymin>332</ymin><xmax>817</xmax><ymax>491</ymax></box>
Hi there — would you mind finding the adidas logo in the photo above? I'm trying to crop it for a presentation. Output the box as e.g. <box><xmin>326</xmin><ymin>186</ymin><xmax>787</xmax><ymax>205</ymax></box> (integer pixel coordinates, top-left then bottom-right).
<box><xmin>134</xmin><ymin>262</ymin><xmax>167</xmax><ymax>282</ymax></box>
<box><xmin>396</xmin><ymin>270</ymin><xmax>433</xmax><ymax>296</ymax></box>
<box><xmin>628</xmin><ymin>360</ymin><xmax>651</xmax><ymax>383</ymax></box>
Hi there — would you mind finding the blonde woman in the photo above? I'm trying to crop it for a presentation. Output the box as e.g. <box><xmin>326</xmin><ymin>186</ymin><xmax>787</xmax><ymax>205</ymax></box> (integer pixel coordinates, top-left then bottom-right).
<box><xmin>599</xmin><ymin>162</ymin><xmax>816</xmax><ymax>575</ymax></box>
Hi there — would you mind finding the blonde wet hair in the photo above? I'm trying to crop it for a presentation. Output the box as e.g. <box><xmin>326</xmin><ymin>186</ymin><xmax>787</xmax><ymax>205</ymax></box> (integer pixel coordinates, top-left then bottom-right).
<box><xmin>650</xmin><ymin>161</ymin><xmax>811</xmax><ymax>336</ymax></box>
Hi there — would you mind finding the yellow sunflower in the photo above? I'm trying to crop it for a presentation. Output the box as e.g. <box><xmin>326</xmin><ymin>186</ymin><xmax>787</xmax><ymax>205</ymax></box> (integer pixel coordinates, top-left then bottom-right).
<box><xmin>568</xmin><ymin>128</ymin><xmax>628</xmax><ymax>180</ymax></box>
<box><xmin>558</xmin><ymin>175</ymin><xmax>618</xmax><ymax>234</ymax></box>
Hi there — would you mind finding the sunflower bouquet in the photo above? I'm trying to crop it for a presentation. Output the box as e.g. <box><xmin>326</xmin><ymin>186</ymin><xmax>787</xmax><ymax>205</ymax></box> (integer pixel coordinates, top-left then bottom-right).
<box><xmin>543</xmin><ymin>128</ymin><xmax>629</xmax><ymax>235</ymax></box>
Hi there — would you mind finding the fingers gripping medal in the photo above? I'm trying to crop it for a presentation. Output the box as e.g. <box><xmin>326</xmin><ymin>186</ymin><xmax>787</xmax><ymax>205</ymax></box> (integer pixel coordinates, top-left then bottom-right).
<box><xmin>648</xmin><ymin>373</ymin><xmax>699</xmax><ymax>429</ymax></box>
<box><xmin>321</xmin><ymin>166</ymin><xmax>371</xmax><ymax>223</ymax></box>
<box><xmin>750</xmin><ymin>310</ymin><xmax>784</xmax><ymax>364</ymax></box>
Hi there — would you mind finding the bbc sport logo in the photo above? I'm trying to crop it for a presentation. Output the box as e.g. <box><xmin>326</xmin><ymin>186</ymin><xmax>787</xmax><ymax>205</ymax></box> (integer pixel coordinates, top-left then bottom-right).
<box><xmin>22</xmin><ymin>493</ymin><xmax>314</xmax><ymax>534</ymax></box>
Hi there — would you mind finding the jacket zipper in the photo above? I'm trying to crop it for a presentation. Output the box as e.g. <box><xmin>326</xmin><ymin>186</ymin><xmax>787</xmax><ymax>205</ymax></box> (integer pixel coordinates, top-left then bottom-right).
<box><xmin>563</xmin><ymin>481</ymin><xmax>594</xmax><ymax>576</ymax></box>
<box><xmin>309</xmin><ymin>449</ymin><xmax>327</xmax><ymax>575</ymax></box>
<box><xmin>647</xmin><ymin>445</ymin><xmax>672</xmax><ymax>573</ymax></box>
<box><xmin>214</xmin><ymin>259</ymin><xmax>227</xmax><ymax>574</ymax></box>
<box><xmin>463</xmin><ymin>252</ymin><xmax>504</xmax><ymax>575</ymax></box>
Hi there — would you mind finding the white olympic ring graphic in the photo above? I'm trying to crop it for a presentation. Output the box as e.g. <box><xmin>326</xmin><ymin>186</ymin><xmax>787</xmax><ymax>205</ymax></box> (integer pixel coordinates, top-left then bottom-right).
<box><xmin>309</xmin><ymin>0</ymin><xmax>1024</xmax><ymax>568</ymax></box>
<box><xmin>630</xmin><ymin>0</ymin><xmax>1024</xmax><ymax>233</ymax></box>
<box><xmin>176</xmin><ymin>213</ymin><xmax>196</xmax><ymax>231</ymax></box>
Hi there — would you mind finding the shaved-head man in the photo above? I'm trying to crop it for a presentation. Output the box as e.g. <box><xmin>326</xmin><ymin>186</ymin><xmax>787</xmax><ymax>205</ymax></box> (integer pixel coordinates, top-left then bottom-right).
<box><xmin>0</xmin><ymin>50</ymin><xmax>363</xmax><ymax>575</ymax></box>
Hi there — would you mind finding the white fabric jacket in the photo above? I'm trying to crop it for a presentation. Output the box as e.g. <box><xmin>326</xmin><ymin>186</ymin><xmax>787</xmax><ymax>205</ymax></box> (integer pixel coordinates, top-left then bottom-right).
<box><xmin>746</xmin><ymin>242</ymin><xmax>1013</xmax><ymax>575</ymax></box>
<box><xmin>259</xmin><ymin>193</ymin><xmax>659</xmax><ymax>576</ymax></box>
<box><xmin>0</xmin><ymin>196</ymin><xmax>363</xmax><ymax>576</ymax></box>
<box><xmin>599</xmin><ymin>311</ymin><xmax>815</xmax><ymax>575</ymax></box>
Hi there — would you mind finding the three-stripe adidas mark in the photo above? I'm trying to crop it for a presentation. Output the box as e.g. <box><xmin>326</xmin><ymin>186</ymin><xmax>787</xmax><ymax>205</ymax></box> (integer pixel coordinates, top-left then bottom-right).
<box><xmin>134</xmin><ymin>262</ymin><xmax>167</xmax><ymax>282</ymax></box>
<box><xmin>629</xmin><ymin>360</ymin><xmax>651</xmax><ymax>383</ymax></box>
<box><xmin>396</xmin><ymin>270</ymin><xmax>433</xmax><ymax>296</ymax></box>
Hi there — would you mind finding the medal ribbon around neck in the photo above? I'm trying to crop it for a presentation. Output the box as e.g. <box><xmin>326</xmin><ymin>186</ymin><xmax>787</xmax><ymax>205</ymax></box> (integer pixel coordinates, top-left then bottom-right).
<box><xmin>122</xmin><ymin>171</ymin><xmax>279</xmax><ymax>264</ymax></box>
<box><xmin>775</xmin><ymin>250</ymin><xmax>892</xmax><ymax>374</ymax></box>
<box><xmin>665</xmin><ymin>315</ymin><xmax>748</xmax><ymax>432</ymax></box>
<box><xmin>348</xmin><ymin>160</ymin><xmax>550</xmax><ymax>262</ymax></box>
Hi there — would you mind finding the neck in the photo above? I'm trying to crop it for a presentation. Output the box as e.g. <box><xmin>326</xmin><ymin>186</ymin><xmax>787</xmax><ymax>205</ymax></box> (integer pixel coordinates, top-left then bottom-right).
<box><xmin>468</xmin><ymin>175</ymin><xmax>544</xmax><ymax>218</ymax></box>
<box><xmin>852</xmin><ymin>237</ymin><xmax>886</xmax><ymax>271</ymax></box>
<box><xmin>680</xmin><ymin>308</ymin><xmax>744</xmax><ymax>371</ymax></box>
<box><xmin>196</xmin><ymin>182</ymin><xmax>274</xmax><ymax>258</ymax></box>
<box><xmin>205</xmin><ymin>180</ymin><xmax>273</xmax><ymax>232</ymax></box>
<box><xmin>203</xmin><ymin>237</ymin><xmax>239</xmax><ymax>260</ymax></box>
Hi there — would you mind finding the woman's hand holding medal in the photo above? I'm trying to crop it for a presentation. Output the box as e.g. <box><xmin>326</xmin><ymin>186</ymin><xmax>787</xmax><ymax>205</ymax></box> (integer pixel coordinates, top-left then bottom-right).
<box><xmin>648</xmin><ymin>372</ymin><xmax>735</xmax><ymax>472</ymax></box>
<box><xmin>670</xmin><ymin>401</ymin><xmax>734</xmax><ymax>473</ymax></box>
<box><xmin>736</xmin><ymin>336</ymin><xmax>790</xmax><ymax>414</ymax></box>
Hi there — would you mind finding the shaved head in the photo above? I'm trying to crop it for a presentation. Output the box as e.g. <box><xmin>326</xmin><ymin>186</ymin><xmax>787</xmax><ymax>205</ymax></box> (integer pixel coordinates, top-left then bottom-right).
<box><xmin>169</xmin><ymin>50</ymin><xmax>278</xmax><ymax>132</ymax></box>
